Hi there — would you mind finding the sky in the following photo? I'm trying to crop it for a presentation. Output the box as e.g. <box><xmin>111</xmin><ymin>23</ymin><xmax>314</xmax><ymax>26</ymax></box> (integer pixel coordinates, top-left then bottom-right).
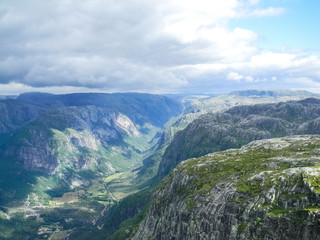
<box><xmin>0</xmin><ymin>0</ymin><xmax>319</xmax><ymax>95</ymax></box>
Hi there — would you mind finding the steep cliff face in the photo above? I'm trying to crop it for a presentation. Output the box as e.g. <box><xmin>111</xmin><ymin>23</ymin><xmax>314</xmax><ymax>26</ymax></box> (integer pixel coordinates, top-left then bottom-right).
<box><xmin>1</xmin><ymin>93</ymin><xmax>182</xmax><ymax>175</ymax></box>
<box><xmin>0</xmin><ymin>99</ymin><xmax>46</xmax><ymax>133</ymax></box>
<box><xmin>158</xmin><ymin>98</ymin><xmax>320</xmax><ymax>178</ymax></box>
<box><xmin>17</xmin><ymin>92</ymin><xmax>183</xmax><ymax>127</ymax></box>
<box><xmin>136</xmin><ymin>91</ymin><xmax>319</xmax><ymax>187</ymax></box>
<box><xmin>0</xmin><ymin>93</ymin><xmax>183</xmax><ymax>208</ymax></box>
<box><xmin>3</xmin><ymin>106</ymin><xmax>163</xmax><ymax>176</ymax></box>
<box><xmin>134</xmin><ymin>136</ymin><xmax>320</xmax><ymax>240</ymax></box>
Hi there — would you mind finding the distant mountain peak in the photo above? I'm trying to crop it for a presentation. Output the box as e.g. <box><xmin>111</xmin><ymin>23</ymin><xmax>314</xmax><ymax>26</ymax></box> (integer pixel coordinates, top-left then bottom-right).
<box><xmin>229</xmin><ymin>89</ymin><xmax>317</xmax><ymax>97</ymax></box>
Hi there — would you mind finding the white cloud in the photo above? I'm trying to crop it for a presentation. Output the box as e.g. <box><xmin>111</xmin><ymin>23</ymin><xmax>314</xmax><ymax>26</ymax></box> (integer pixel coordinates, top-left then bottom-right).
<box><xmin>227</xmin><ymin>72</ymin><xmax>244</xmax><ymax>81</ymax></box>
<box><xmin>249</xmin><ymin>52</ymin><xmax>296</xmax><ymax>69</ymax></box>
<box><xmin>245</xmin><ymin>76</ymin><xmax>254</xmax><ymax>82</ymax></box>
<box><xmin>247</xmin><ymin>7</ymin><xmax>285</xmax><ymax>17</ymax></box>
<box><xmin>0</xmin><ymin>82</ymin><xmax>101</xmax><ymax>95</ymax></box>
<box><xmin>247</xmin><ymin>0</ymin><xmax>260</xmax><ymax>5</ymax></box>
<box><xmin>0</xmin><ymin>0</ymin><xmax>318</xmax><ymax>94</ymax></box>
<box><xmin>285</xmin><ymin>77</ymin><xmax>320</xmax><ymax>87</ymax></box>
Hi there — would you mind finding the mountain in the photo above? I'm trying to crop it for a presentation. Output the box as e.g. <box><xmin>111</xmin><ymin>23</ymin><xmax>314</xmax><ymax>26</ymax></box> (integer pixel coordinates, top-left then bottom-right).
<box><xmin>0</xmin><ymin>99</ymin><xmax>47</xmax><ymax>134</ymax></box>
<box><xmin>17</xmin><ymin>92</ymin><xmax>182</xmax><ymax>127</ymax></box>
<box><xmin>134</xmin><ymin>135</ymin><xmax>320</xmax><ymax>240</ymax></box>
<box><xmin>186</xmin><ymin>89</ymin><xmax>318</xmax><ymax>114</ymax></box>
<box><xmin>0</xmin><ymin>90</ymin><xmax>318</xmax><ymax>239</ymax></box>
<box><xmin>0</xmin><ymin>92</ymin><xmax>183</xmax><ymax>240</ymax></box>
<box><xmin>158</xmin><ymin>98</ymin><xmax>320</xmax><ymax>178</ymax></box>
<box><xmin>0</xmin><ymin>95</ymin><xmax>17</xmax><ymax>100</ymax></box>
<box><xmin>230</xmin><ymin>89</ymin><xmax>316</xmax><ymax>97</ymax></box>
<box><xmin>135</xmin><ymin>90</ymin><xmax>318</xmax><ymax>184</ymax></box>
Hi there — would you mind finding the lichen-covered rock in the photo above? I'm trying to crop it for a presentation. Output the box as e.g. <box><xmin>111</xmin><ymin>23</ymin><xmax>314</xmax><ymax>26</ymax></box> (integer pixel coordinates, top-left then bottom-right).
<box><xmin>133</xmin><ymin>136</ymin><xmax>320</xmax><ymax>240</ymax></box>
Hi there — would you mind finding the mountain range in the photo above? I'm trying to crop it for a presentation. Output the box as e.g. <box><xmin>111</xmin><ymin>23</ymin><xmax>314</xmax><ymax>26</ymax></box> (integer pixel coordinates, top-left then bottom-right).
<box><xmin>1</xmin><ymin>90</ymin><xmax>320</xmax><ymax>239</ymax></box>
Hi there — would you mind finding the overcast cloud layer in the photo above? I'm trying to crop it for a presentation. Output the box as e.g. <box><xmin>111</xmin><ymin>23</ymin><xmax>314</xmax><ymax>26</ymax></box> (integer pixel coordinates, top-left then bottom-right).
<box><xmin>0</xmin><ymin>0</ymin><xmax>319</xmax><ymax>94</ymax></box>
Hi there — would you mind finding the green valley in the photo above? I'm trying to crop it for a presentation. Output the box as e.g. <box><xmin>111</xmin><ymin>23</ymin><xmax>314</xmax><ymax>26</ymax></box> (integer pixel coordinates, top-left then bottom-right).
<box><xmin>1</xmin><ymin>90</ymin><xmax>320</xmax><ymax>240</ymax></box>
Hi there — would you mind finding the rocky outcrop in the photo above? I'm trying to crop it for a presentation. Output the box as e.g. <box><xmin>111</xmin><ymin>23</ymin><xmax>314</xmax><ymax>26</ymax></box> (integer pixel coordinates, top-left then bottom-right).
<box><xmin>133</xmin><ymin>136</ymin><xmax>320</xmax><ymax>240</ymax></box>
<box><xmin>158</xmin><ymin>98</ymin><xmax>320</xmax><ymax>178</ymax></box>
<box><xmin>4</xmin><ymin>126</ymin><xmax>58</xmax><ymax>175</ymax></box>
<box><xmin>114</xmin><ymin>113</ymin><xmax>140</xmax><ymax>137</ymax></box>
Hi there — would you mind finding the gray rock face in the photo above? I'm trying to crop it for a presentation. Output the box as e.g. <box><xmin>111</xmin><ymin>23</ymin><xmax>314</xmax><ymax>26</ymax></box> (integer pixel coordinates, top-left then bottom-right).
<box><xmin>0</xmin><ymin>92</ymin><xmax>183</xmax><ymax>176</ymax></box>
<box><xmin>133</xmin><ymin>136</ymin><xmax>320</xmax><ymax>240</ymax></box>
<box><xmin>4</xmin><ymin>127</ymin><xmax>58</xmax><ymax>175</ymax></box>
<box><xmin>18</xmin><ymin>139</ymin><xmax>58</xmax><ymax>175</ymax></box>
<box><xmin>3</xmin><ymin>106</ymin><xmax>142</xmax><ymax>175</ymax></box>
<box><xmin>17</xmin><ymin>92</ymin><xmax>184</xmax><ymax>127</ymax></box>
<box><xmin>2</xmin><ymin>91</ymin><xmax>183</xmax><ymax>177</ymax></box>
<box><xmin>158</xmin><ymin>98</ymin><xmax>320</xmax><ymax>178</ymax></box>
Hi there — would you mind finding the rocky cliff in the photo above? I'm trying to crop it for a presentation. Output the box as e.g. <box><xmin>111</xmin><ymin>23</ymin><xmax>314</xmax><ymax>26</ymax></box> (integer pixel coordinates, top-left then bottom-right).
<box><xmin>0</xmin><ymin>92</ymin><xmax>183</xmax><ymax>207</ymax></box>
<box><xmin>3</xmin><ymin>106</ymin><xmax>128</xmax><ymax>175</ymax></box>
<box><xmin>135</xmin><ymin>91</ymin><xmax>319</xmax><ymax>186</ymax></box>
<box><xmin>1</xmin><ymin>92</ymin><xmax>182</xmax><ymax>174</ymax></box>
<box><xmin>158</xmin><ymin>98</ymin><xmax>320</xmax><ymax>178</ymax></box>
<box><xmin>17</xmin><ymin>92</ymin><xmax>182</xmax><ymax>127</ymax></box>
<box><xmin>134</xmin><ymin>135</ymin><xmax>320</xmax><ymax>240</ymax></box>
<box><xmin>0</xmin><ymin>99</ymin><xmax>46</xmax><ymax>133</ymax></box>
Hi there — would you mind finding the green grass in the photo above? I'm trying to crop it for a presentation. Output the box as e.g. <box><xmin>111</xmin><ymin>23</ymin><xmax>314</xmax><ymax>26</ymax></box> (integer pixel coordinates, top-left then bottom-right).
<box><xmin>0</xmin><ymin>213</ymin><xmax>42</xmax><ymax>239</ymax></box>
<box><xmin>186</xmin><ymin>198</ymin><xmax>196</xmax><ymax>211</ymax></box>
<box><xmin>0</xmin><ymin>156</ymin><xmax>40</xmax><ymax>206</ymax></box>
<box><xmin>104</xmin><ymin>172</ymin><xmax>128</xmax><ymax>184</ymax></box>
<box><xmin>68</xmin><ymin>187</ymin><xmax>154</xmax><ymax>240</ymax></box>
<box><xmin>237</xmin><ymin>222</ymin><xmax>248</xmax><ymax>235</ymax></box>
<box><xmin>305</xmin><ymin>206</ymin><xmax>320</xmax><ymax>212</ymax></box>
<box><xmin>109</xmin><ymin>201</ymin><xmax>151</xmax><ymax>240</ymax></box>
<box><xmin>306</xmin><ymin>175</ymin><xmax>320</xmax><ymax>193</ymax></box>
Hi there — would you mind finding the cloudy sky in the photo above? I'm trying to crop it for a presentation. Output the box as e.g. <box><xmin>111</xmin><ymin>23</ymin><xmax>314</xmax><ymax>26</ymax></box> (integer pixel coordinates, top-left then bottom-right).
<box><xmin>0</xmin><ymin>0</ymin><xmax>319</xmax><ymax>95</ymax></box>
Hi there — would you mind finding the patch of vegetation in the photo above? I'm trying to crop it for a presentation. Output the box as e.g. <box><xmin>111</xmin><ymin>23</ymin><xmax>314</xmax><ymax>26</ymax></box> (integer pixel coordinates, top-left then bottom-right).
<box><xmin>268</xmin><ymin>207</ymin><xmax>291</xmax><ymax>217</ymax></box>
<box><xmin>237</xmin><ymin>222</ymin><xmax>248</xmax><ymax>235</ymax></box>
<box><xmin>104</xmin><ymin>172</ymin><xmax>127</xmax><ymax>184</ymax></box>
<box><xmin>0</xmin><ymin>156</ymin><xmax>40</xmax><ymax>206</ymax></box>
<box><xmin>0</xmin><ymin>213</ymin><xmax>42</xmax><ymax>239</ymax></box>
<box><xmin>186</xmin><ymin>198</ymin><xmax>196</xmax><ymax>211</ymax></box>
<box><xmin>68</xmin><ymin>187</ymin><xmax>154</xmax><ymax>240</ymax></box>
<box><xmin>177</xmin><ymin>186</ymin><xmax>187</xmax><ymax>195</ymax></box>
<box><xmin>231</xmin><ymin>197</ymin><xmax>246</xmax><ymax>205</ymax></box>
<box><xmin>305</xmin><ymin>206</ymin><xmax>320</xmax><ymax>212</ymax></box>
<box><xmin>109</xmin><ymin>201</ymin><xmax>151</xmax><ymax>240</ymax></box>
<box><xmin>306</xmin><ymin>175</ymin><xmax>320</xmax><ymax>193</ymax></box>
<box><xmin>255</xmin><ymin>217</ymin><xmax>262</xmax><ymax>224</ymax></box>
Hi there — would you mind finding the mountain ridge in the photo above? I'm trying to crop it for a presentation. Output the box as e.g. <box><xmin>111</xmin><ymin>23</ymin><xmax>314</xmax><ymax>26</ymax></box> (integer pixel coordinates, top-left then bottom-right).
<box><xmin>158</xmin><ymin>98</ymin><xmax>320</xmax><ymax>178</ymax></box>
<box><xmin>1</xmin><ymin>90</ymin><xmax>320</xmax><ymax>239</ymax></box>
<box><xmin>134</xmin><ymin>135</ymin><xmax>320</xmax><ymax>240</ymax></box>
